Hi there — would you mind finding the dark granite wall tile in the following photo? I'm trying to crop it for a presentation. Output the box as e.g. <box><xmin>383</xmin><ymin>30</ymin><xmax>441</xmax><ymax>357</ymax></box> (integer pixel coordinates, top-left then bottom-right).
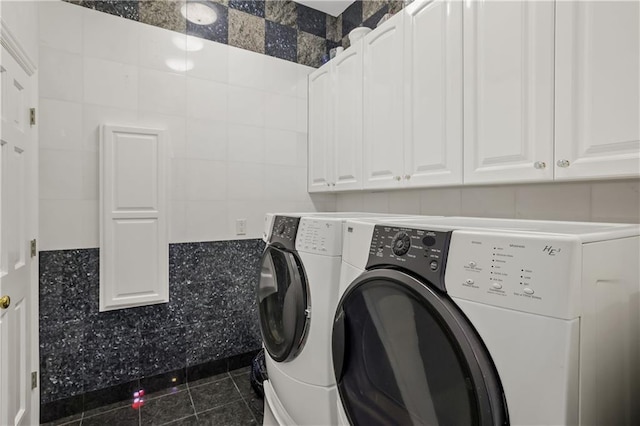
<box><xmin>139</xmin><ymin>0</ymin><xmax>187</xmax><ymax>33</ymax></box>
<box><xmin>40</xmin><ymin>239</ymin><xmax>264</xmax><ymax>409</ymax></box>
<box><xmin>364</xmin><ymin>0</ymin><xmax>387</xmax><ymax>21</ymax></box>
<box><xmin>266</xmin><ymin>20</ymin><xmax>297</xmax><ymax>62</ymax></box>
<box><xmin>229</xmin><ymin>0</ymin><xmax>265</xmax><ymax>17</ymax></box>
<box><xmin>342</xmin><ymin>0</ymin><xmax>364</xmax><ymax>37</ymax></box>
<box><xmin>387</xmin><ymin>0</ymin><xmax>406</xmax><ymax>15</ymax></box>
<box><xmin>298</xmin><ymin>31</ymin><xmax>326</xmax><ymax>68</ymax></box>
<box><xmin>40</xmin><ymin>348</ymin><xmax>86</xmax><ymax>403</ymax></box>
<box><xmin>326</xmin><ymin>14</ymin><xmax>342</xmax><ymax>43</ymax></box>
<box><xmin>297</xmin><ymin>3</ymin><xmax>326</xmax><ymax>38</ymax></box>
<box><xmin>363</xmin><ymin>4</ymin><xmax>389</xmax><ymax>30</ymax></box>
<box><xmin>77</xmin><ymin>0</ymin><xmax>140</xmax><ymax>20</ymax></box>
<box><xmin>265</xmin><ymin>0</ymin><xmax>297</xmax><ymax>27</ymax></box>
<box><xmin>140</xmin><ymin>326</ymin><xmax>187</xmax><ymax>376</ymax></box>
<box><xmin>186</xmin><ymin>2</ymin><xmax>229</xmax><ymax>44</ymax></box>
<box><xmin>229</xmin><ymin>9</ymin><xmax>266</xmax><ymax>53</ymax></box>
<box><xmin>83</xmin><ymin>328</ymin><xmax>141</xmax><ymax>391</ymax></box>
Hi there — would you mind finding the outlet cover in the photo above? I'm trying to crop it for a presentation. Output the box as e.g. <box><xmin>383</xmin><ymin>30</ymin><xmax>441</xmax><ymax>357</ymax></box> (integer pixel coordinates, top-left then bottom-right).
<box><xmin>236</xmin><ymin>218</ymin><xmax>247</xmax><ymax>235</ymax></box>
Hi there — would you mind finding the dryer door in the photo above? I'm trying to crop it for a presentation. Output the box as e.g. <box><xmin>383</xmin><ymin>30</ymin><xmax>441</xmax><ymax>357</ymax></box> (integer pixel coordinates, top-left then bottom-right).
<box><xmin>332</xmin><ymin>269</ymin><xmax>508</xmax><ymax>426</ymax></box>
<box><xmin>258</xmin><ymin>246</ymin><xmax>310</xmax><ymax>362</ymax></box>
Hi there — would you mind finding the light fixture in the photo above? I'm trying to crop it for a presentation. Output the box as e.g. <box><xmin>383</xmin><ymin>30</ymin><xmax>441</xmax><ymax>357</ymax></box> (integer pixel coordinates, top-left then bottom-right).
<box><xmin>165</xmin><ymin>58</ymin><xmax>195</xmax><ymax>72</ymax></box>
<box><xmin>180</xmin><ymin>2</ymin><xmax>218</xmax><ymax>25</ymax></box>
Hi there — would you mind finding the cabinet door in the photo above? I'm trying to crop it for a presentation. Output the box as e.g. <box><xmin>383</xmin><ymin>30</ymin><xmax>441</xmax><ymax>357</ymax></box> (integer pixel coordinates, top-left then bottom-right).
<box><xmin>555</xmin><ymin>1</ymin><xmax>640</xmax><ymax>180</ymax></box>
<box><xmin>404</xmin><ymin>0</ymin><xmax>463</xmax><ymax>187</ymax></box>
<box><xmin>363</xmin><ymin>13</ymin><xmax>405</xmax><ymax>189</ymax></box>
<box><xmin>463</xmin><ymin>1</ymin><xmax>554</xmax><ymax>184</ymax></box>
<box><xmin>308</xmin><ymin>65</ymin><xmax>333</xmax><ymax>192</ymax></box>
<box><xmin>333</xmin><ymin>41</ymin><xmax>363</xmax><ymax>191</ymax></box>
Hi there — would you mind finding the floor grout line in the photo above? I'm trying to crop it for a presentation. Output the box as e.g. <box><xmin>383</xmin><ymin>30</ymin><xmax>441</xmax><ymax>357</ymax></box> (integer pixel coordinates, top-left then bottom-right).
<box><xmin>186</xmin><ymin>385</ymin><xmax>199</xmax><ymax>421</ymax></box>
<box><xmin>230</xmin><ymin>374</ymin><xmax>259</xmax><ymax>424</ymax></box>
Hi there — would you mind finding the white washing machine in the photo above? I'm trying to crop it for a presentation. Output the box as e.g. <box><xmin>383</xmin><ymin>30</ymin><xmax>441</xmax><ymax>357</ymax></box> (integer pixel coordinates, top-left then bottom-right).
<box><xmin>258</xmin><ymin>213</ymin><xmax>428</xmax><ymax>425</ymax></box>
<box><xmin>334</xmin><ymin>217</ymin><xmax>640</xmax><ymax>425</ymax></box>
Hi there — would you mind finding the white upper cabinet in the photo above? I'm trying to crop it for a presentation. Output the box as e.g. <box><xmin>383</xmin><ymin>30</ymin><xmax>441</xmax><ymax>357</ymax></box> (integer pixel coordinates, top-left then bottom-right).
<box><xmin>463</xmin><ymin>0</ymin><xmax>555</xmax><ymax>184</ymax></box>
<box><xmin>307</xmin><ymin>42</ymin><xmax>364</xmax><ymax>193</ymax></box>
<box><xmin>308</xmin><ymin>65</ymin><xmax>333</xmax><ymax>192</ymax></box>
<box><xmin>333</xmin><ymin>41</ymin><xmax>364</xmax><ymax>191</ymax></box>
<box><xmin>555</xmin><ymin>1</ymin><xmax>640</xmax><ymax>180</ymax></box>
<box><xmin>404</xmin><ymin>0</ymin><xmax>463</xmax><ymax>187</ymax></box>
<box><xmin>363</xmin><ymin>12</ymin><xmax>406</xmax><ymax>189</ymax></box>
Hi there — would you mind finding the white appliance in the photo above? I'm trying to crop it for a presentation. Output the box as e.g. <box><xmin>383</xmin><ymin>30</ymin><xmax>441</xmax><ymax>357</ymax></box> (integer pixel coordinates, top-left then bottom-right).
<box><xmin>334</xmin><ymin>217</ymin><xmax>640</xmax><ymax>425</ymax></box>
<box><xmin>258</xmin><ymin>213</ymin><xmax>428</xmax><ymax>426</ymax></box>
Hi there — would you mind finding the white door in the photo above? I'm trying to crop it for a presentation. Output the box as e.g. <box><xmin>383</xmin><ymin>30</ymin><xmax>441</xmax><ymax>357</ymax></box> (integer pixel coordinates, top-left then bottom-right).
<box><xmin>404</xmin><ymin>0</ymin><xmax>463</xmax><ymax>187</ymax></box>
<box><xmin>307</xmin><ymin>65</ymin><xmax>333</xmax><ymax>192</ymax></box>
<box><xmin>463</xmin><ymin>0</ymin><xmax>555</xmax><ymax>184</ymax></box>
<box><xmin>555</xmin><ymin>0</ymin><xmax>640</xmax><ymax>180</ymax></box>
<box><xmin>0</xmin><ymin>45</ymin><xmax>36</xmax><ymax>426</ymax></box>
<box><xmin>363</xmin><ymin>12</ymin><xmax>405</xmax><ymax>189</ymax></box>
<box><xmin>333</xmin><ymin>41</ymin><xmax>363</xmax><ymax>191</ymax></box>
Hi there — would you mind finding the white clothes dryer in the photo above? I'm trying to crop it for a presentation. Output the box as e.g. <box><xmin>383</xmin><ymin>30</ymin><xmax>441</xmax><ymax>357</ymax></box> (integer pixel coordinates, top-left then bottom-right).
<box><xmin>258</xmin><ymin>213</ymin><xmax>428</xmax><ymax>425</ymax></box>
<box><xmin>334</xmin><ymin>217</ymin><xmax>640</xmax><ymax>426</ymax></box>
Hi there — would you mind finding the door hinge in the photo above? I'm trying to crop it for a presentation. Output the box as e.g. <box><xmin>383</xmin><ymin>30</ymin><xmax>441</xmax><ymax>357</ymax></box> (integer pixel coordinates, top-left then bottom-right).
<box><xmin>30</xmin><ymin>239</ymin><xmax>36</xmax><ymax>258</ymax></box>
<box><xmin>31</xmin><ymin>372</ymin><xmax>37</xmax><ymax>389</ymax></box>
<box><xmin>29</xmin><ymin>108</ymin><xmax>36</xmax><ymax>126</ymax></box>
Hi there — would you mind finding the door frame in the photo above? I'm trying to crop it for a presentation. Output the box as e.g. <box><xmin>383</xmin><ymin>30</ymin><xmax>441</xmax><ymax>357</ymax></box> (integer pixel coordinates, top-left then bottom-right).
<box><xmin>0</xmin><ymin>17</ymin><xmax>40</xmax><ymax>424</ymax></box>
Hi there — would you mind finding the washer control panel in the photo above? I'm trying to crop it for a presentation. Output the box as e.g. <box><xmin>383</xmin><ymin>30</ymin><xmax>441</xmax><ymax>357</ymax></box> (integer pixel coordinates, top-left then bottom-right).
<box><xmin>367</xmin><ymin>225</ymin><xmax>452</xmax><ymax>292</ymax></box>
<box><xmin>296</xmin><ymin>218</ymin><xmax>343</xmax><ymax>255</ymax></box>
<box><xmin>269</xmin><ymin>215</ymin><xmax>300</xmax><ymax>250</ymax></box>
<box><xmin>445</xmin><ymin>230</ymin><xmax>580</xmax><ymax>319</ymax></box>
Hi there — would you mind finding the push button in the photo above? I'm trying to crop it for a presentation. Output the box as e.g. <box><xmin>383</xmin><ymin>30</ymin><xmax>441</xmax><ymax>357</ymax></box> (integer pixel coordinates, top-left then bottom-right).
<box><xmin>468</xmin><ymin>261</ymin><xmax>477</xmax><ymax>268</ymax></box>
<box><xmin>465</xmin><ymin>279</ymin><xmax>474</xmax><ymax>285</ymax></box>
<box><xmin>523</xmin><ymin>288</ymin><xmax>534</xmax><ymax>295</ymax></box>
<box><xmin>429</xmin><ymin>260</ymin><xmax>438</xmax><ymax>271</ymax></box>
<box><xmin>492</xmin><ymin>283</ymin><xmax>502</xmax><ymax>290</ymax></box>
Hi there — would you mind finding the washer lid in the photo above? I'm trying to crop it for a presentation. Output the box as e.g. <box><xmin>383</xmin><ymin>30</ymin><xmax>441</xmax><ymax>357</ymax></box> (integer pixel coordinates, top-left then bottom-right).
<box><xmin>332</xmin><ymin>269</ymin><xmax>508</xmax><ymax>426</ymax></box>
<box><xmin>258</xmin><ymin>246</ymin><xmax>310</xmax><ymax>362</ymax></box>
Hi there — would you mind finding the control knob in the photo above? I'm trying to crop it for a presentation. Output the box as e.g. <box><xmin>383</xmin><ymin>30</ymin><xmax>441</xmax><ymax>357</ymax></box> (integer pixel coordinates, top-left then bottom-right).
<box><xmin>275</xmin><ymin>222</ymin><xmax>286</xmax><ymax>235</ymax></box>
<box><xmin>391</xmin><ymin>231</ymin><xmax>411</xmax><ymax>256</ymax></box>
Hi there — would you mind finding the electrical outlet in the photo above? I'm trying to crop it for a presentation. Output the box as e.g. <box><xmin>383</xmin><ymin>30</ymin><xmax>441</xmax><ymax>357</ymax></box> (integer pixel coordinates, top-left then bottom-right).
<box><xmin>236</xmin><ymin>218</ymin><xmax>247</xmax><ymax>235</ymax></box>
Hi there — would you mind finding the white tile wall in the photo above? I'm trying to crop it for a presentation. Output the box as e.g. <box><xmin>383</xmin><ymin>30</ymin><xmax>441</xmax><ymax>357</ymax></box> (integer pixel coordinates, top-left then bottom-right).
<box><xmin>336</xmin><ymin>179</ymin><xmax>640</xmax><ymax>223</ymax></box>
<box><xmin>38</xmin><ymin>1</ymin><xmax>323</xmax><ymax>250</ymax></box>
<box><xmin>41</xmin><ymin>1</ymin><xmax>636</xmax><ymax>251</ymax></box>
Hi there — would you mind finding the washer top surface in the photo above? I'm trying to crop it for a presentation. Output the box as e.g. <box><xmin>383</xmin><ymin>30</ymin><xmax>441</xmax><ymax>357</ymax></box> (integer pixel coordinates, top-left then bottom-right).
<box><xmin>349</xmin><ymin>216</ymin><xmax>639</xmax><ymax>242</ymax></box>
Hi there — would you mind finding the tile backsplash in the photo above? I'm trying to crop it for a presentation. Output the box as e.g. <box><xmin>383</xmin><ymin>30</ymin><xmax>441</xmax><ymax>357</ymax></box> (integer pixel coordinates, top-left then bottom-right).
<box><xmin>40</xmin><ymin>239</ymin><xmax>265</xmax><ymax>406</ymax></box>
<box><xmin>336</xmin><ymin>179</ymin><xmax>640</xmax><ymax>223</ymax></box>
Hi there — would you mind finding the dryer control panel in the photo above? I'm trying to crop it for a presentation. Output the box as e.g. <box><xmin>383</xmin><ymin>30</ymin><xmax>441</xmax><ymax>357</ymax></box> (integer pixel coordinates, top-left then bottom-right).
<box><xmin>445</xmin><ymin>230</ymin><xmax>581</xmax><ymax>319</ymax></box>
<box><xmin>269</xmin><ymin>215</ymin><xmax>300</xmax><ymax>250</ymax></box>
<box><xmin>367</xmin><ymin>225</ymin><xmax>452</xmax><ymax>292</ymax></box>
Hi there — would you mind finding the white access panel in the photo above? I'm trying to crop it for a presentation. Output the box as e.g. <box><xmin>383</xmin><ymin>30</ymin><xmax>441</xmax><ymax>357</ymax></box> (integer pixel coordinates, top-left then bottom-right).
<box><xmin>100</xmin><ymin>125</ymin><xmax>168</xmax><ymax>311</ymax></box>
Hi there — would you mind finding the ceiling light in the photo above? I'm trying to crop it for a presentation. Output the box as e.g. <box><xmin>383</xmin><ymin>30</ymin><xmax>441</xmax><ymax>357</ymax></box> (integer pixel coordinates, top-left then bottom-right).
<box><xmin>181</xmin><ymin>2</ymin><xmax>218</xmax><ymax>25</ymax></box>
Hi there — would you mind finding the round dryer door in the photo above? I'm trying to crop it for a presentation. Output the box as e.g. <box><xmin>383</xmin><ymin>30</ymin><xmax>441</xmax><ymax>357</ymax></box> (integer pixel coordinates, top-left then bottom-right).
<box><xmin>258</xmin><ymin>246</ymin><xmax>310</xmax><ymax>362</ymax></box>
<box><xmin>332</xmin><ymin>269</ymin><xmax>508</xmax><ymax>426</ymax></box>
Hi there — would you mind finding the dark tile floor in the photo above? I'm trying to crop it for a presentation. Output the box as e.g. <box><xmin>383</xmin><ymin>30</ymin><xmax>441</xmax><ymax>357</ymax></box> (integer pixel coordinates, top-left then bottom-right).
<box><xmin>42</xmin><ymin>367</ymin><xmax>264</xmax><ymax>426</ymax></box>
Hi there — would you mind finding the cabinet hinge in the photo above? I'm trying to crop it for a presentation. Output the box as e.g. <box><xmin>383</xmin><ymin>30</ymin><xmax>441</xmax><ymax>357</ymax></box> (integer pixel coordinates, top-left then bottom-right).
<box><xmin>30</xmin><ymin>239</ymin><xmax>36</xmax><ymax>258</ymax></box>
<box><xmin>31</xmin><ymin>372</ymin><xmax>37</xmax><ymax>389</ymax></box>
<box><xmin>29</xmin><ymin>108</ymin><xmax>36</xmax><ymax>126</ymax></box>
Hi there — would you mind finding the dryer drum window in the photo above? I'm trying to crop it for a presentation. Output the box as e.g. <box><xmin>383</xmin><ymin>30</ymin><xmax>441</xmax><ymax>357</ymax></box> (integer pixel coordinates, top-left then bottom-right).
<box><xmin>332</xmin><ymin>273</ymin><xmax>508</xmax><ymax>426</ymax></box>
<box><xmin>257</xmin><ymin>246</ymin><xmax>309</xmax><ymax>362</ymax></box>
